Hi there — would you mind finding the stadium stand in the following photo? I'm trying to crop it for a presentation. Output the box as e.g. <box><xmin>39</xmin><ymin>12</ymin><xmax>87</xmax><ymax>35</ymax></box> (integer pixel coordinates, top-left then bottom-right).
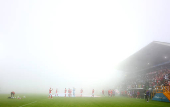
<box><xmin>116</xmin><ymin>41</ymin><xmax>170</xmax><ymax>102</ymax></box>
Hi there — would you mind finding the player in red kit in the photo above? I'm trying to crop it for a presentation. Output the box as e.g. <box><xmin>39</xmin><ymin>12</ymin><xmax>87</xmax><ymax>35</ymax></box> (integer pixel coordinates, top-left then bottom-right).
<box><xmin>80</xmin><ymin>89</ymin><xmax>83</xmax><ymax>97</ymax></box>
<box><xmin>70</xmin><ymin>89</ymin><xmax>72</xmax><ymax>97</ymax></box>
<box><xmin>11</xmin><ymin>91</ymin><xmax>15</xmax><ymax>98</ymax></box>
<box><xmin>65</xmin><ymin>88</ymin><xmax>67</xmax><ymax>97</ymax></box>
<box><xmin>108</xmin><ymin>90</ymin><xmax>110</xmax><ymax>97</ymax></box>
<box><xmin>110</xmin><ymin>90</ymin><xmax>113</xmax><ymax>97</ymax></box>
<box><xmin>136</xmin><ymin>91</ymin><xmax>140</xmax><ymax>99</ymax></box>
<box><xmin>69</xmin><ymin>88</ymin><xmax>71</xmax><ymax>97</ymax></box>
<box><xmin>49</xmin><ymin>87</ymin><xmax>53</xmax><ymax>99</ymax></box>
<box><xmin>102</xmin><ymin>90</ymin><xmax>104</xmax><ymax>96</ymax></box>
<box><xmin>68</xmin><ymin>88</ymin><xmax>70</xmax><ymax>97</ymax></box>
<box><xmin>55</xmin><ymin>89</ymin><xmax>58</xmax><ymax>97</ymax></box>
<box><xmin>109</xmin><ymin>89</ymin><xmax>112</xmax><ymax>97</ymax></box>
<box><xmin>92</xmin><ymin>89</ymin><xmax>94</xmax><ymax>97</ymax></box>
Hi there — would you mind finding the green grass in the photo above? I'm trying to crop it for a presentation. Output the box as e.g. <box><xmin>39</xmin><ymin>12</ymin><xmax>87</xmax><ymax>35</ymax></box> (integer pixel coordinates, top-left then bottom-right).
<box><xmin>0</xmin><ymin>94</ymin><xmax>169</xmax><ymax>107</ymax></box>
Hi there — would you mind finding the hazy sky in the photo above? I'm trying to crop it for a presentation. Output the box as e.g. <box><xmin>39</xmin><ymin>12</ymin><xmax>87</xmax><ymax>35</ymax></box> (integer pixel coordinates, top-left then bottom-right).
<box><xmin>0</xmin><ymin>0</ymin><xmax>170</xmax><ymax>93</ymax></box>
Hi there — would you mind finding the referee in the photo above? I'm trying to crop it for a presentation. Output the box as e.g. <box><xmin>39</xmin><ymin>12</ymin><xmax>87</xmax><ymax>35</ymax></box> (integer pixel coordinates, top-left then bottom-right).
<box><xmin>145</xmin><ymin>90</ymin><xmax>149</xmax><ymax>102</ymax></box>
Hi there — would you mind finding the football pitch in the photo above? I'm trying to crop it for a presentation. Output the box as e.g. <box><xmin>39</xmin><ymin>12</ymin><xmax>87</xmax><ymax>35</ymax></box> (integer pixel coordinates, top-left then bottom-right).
<box><xmin>0</xmin><ymin>94</ymin><xmax>169</xmax><ymax>107</ymax></box>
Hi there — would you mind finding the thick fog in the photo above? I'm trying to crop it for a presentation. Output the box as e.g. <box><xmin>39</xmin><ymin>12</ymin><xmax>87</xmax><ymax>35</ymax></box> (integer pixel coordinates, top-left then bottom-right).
<box><xmin>0</xmin><ymin>0</ymin><xmax>170</xmax><ymax>94</ymax></box>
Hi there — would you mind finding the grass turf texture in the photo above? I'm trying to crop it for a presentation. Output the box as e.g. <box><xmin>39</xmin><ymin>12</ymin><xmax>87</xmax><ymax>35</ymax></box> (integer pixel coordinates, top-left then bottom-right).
<box><xmin>0</xmin><ymin>94</ymin><xmax>169</xmax><ymax>107</ymax></box>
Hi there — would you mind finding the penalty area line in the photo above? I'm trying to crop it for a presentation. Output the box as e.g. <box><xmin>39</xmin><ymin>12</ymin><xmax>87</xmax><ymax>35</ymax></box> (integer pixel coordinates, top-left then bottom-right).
<box><xmin>19</xmin><ymin>101</ymin><xmax>37</xmax><ymax>107</ymax></box>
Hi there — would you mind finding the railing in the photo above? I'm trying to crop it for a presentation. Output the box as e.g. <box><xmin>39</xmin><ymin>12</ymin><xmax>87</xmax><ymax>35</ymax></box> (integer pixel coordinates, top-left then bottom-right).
<box><xmin>152</xmin><ymin>86</ymin><xmax>170</xmax><ymax>93</ymax></box>
<box><xmin>163</xmin><ymin>86</ymin><xmax>170</xmax><ymax>92</ymax></box>
<box><xmin>151</xmin><ymin>86</ymin><xmax>170</xmax><ymax>99</ymax></box>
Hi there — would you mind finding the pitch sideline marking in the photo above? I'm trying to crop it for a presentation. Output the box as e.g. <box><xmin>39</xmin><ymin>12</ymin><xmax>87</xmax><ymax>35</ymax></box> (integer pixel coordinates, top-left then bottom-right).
<box><xmin>107</xmin><ymin>97</ymin><xmax>167</xmax><ymax>107</ymax></box>
<box><xmin>19</xmin><ymin>101</ymin><xmax>37</xmax><ymax>107</ymax></box>
<box><xmin>124</xmin><ymin>98</ymin><xmax>168</xmax><ymax>107</ymax></box>
<box><xmin>134</xmin><ymin>100</ymin><xmax>168</xmax><ymax>107</ymax></box>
